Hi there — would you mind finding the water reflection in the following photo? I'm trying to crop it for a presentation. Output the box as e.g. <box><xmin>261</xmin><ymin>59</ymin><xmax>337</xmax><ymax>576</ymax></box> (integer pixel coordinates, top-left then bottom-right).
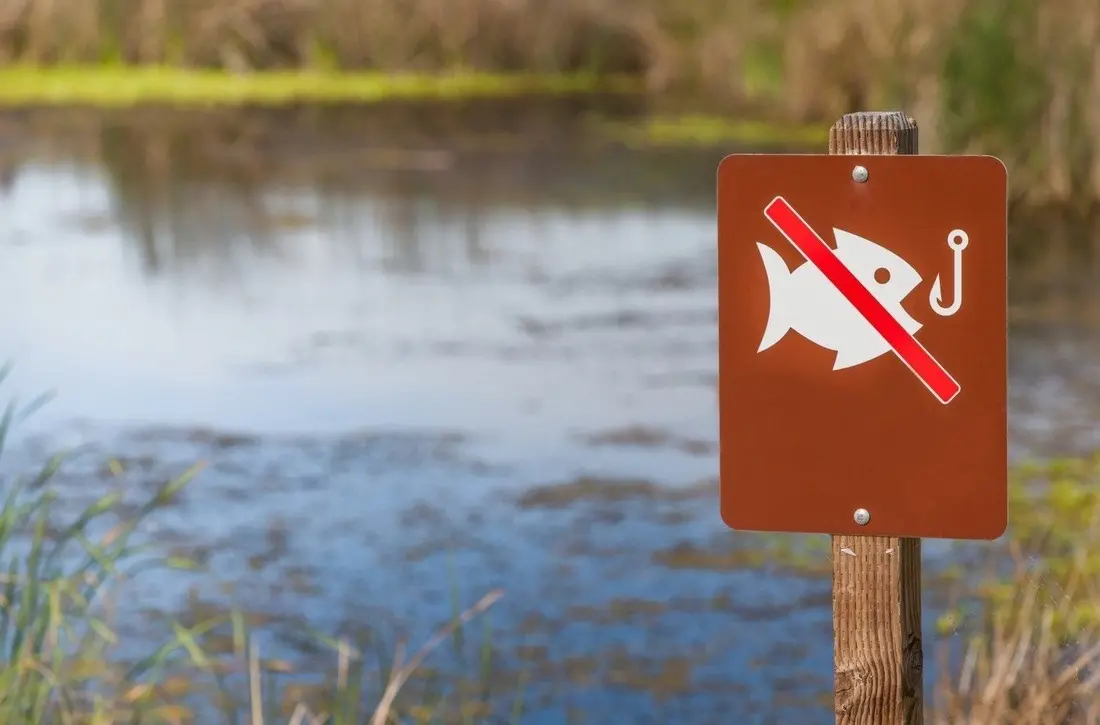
<box><xmin>0</xmin><ymin>102</ymin><xmax>1097</xmax><ymax>723</ymax></box>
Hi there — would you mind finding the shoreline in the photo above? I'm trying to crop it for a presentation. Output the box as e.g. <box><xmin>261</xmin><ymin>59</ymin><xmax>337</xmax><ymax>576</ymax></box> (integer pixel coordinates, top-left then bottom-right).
<box><xmin>0</xmin><ymin>67</ymin><xmax>834</xmax><ymax>150</ymax></box>
<box><xmin>0</xmin><ymin>66</ymin><xmax>643</xmax><ymax>108</ymax></box>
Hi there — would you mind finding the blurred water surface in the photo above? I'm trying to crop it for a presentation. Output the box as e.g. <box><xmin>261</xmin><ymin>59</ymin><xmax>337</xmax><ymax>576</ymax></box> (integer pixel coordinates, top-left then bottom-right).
<box><xmin>0</xmin><ymin>100</ymin><xmax>1098</xmax><ymax>723</ymax></box>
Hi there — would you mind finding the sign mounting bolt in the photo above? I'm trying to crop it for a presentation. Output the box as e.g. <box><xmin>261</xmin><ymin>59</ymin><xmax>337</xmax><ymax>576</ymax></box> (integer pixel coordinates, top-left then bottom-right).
<box><xmin>854</xmin><ymin>508</ymin><xmax>871</xmax><ymax>526</ymax></box>
<box><xmin>852</xmin><ymin>166</ymin><xmax>869</xmax><ymax>183</ymax></box>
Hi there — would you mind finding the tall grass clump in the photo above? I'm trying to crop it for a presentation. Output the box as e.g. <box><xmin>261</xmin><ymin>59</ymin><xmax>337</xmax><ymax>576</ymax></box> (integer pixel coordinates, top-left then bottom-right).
<box><xmin>0</xmin><ymin>376</ymin><xmax>507</xmax><ymax>723</ymax></box>
<box><xmin>933</xmin><ymin>454</ymin><xmax>1100</xmax><ymax>724</ymax></box>
<box><xmin>0</xmin><ymin>383</ymin><xmax>207</xmax><ymax>722</ymax></box>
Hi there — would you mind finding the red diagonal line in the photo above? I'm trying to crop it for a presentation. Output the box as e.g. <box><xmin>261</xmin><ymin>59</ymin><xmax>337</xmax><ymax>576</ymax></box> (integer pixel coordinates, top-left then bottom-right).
<box><xmin>763</xmin><ymin>196</ymin><xmax>961</xmax><ymax>405</ymax></box>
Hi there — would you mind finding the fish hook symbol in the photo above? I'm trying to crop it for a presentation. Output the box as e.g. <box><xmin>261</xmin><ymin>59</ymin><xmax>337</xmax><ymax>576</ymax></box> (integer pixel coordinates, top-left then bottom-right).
<box><xmin>929</xmin><ymin>229</ymin><xmax>968</xmax><ymax>316</ymax></box>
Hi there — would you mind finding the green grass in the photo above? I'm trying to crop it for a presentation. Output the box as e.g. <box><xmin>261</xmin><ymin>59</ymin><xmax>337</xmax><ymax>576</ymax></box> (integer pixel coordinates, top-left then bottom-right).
<box><xmin>592</xmin><ymin>113</ymin><xmax>831</xmax><ymax>149</ymax></box>
<box><xmin>0</xmin><ymin>66</ymin><xmax>643</xmax><ymax>108</ymax></box>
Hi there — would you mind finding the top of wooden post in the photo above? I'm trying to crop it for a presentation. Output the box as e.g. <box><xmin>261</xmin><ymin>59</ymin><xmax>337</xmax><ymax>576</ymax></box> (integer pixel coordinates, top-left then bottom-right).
<box><xmin>829</xmin><ymin>111</ymin><xmax>918</xmax><ymax>155</ymax></box>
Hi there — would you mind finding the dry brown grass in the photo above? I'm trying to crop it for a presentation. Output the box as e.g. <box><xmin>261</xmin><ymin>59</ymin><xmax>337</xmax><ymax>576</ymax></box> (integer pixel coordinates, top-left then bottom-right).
<box><xmin>932</xmin><ymin>457</ymin><xmax>1100</xmax><ymax>724</ymax></box>
<box><xmin>933</xmin><ymin>559</ymin><xmax>1100</xmax><ymax>724</ymax></box>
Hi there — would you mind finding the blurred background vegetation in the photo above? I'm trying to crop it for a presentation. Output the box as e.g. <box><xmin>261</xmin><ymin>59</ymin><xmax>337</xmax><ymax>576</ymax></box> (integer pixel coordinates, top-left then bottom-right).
<box><xmin>0</xmin><ymin>0</ymin><xmax>1098</xmax><ymax>203</ymax></box>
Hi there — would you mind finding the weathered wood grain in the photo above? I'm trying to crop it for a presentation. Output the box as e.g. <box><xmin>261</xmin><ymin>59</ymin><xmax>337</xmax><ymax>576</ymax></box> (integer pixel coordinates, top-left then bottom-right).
<box><xmin>829</xmin><ymin>110</ymin><xmax>924</xmax><ymax>725</ymax></box>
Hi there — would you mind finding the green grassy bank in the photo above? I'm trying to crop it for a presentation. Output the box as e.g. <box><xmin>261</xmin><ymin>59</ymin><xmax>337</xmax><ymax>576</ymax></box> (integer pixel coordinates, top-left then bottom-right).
<box><xmin>0</xmin><ymin>66</ymin><xmax>835</xmax><ymax>151</ymax></box>
<box><xmin>0</xmin><ymin>67</ymin><xmax>641</xmax><ymax>107</ymax></box>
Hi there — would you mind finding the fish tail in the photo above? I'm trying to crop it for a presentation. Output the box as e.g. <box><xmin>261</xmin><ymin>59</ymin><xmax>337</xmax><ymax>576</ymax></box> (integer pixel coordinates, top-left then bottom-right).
<box><xmin>756</xmin><ymin>242</ymin><xmax>791</xmax><ymax>352</ymax></box>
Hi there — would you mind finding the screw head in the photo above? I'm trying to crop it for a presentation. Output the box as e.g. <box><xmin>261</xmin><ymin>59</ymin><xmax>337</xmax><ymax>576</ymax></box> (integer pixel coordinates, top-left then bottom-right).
<box><xmin>853</xmin><ymin>508</ymin><xmax>871</xmax><ymax>526</ymax></box>
<box><xmin>852</xmin><ymin>165</ymin><xmax>869</xmax><ymax>183</ymax></box>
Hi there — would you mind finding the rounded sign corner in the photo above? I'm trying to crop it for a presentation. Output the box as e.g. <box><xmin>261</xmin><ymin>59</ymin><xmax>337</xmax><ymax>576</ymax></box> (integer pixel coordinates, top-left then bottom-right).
<box><xmin>719</xmin><ymin>505</ymin><xmax>748</xmax><ymax>533</ymax></box>
<box><xmin>980</xmin><ymin>517</ymin><xmax>1010</xmax><ymax>542</ymax></box>
<box><xmin>717</xmin><ymin>154</ymin><xmax>747</xmax><ymax>174</ymax></box>
<box><xmin>977</xmin><ymin>154</ymin><xmax>1010</xmax><ymax>180</ymax></box>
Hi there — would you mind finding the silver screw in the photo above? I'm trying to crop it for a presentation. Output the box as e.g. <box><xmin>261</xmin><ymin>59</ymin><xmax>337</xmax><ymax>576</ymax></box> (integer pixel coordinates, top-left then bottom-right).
<box><xmin>852</xmin><ymin>165</ymin><xmax>869</xmax><ymax>183</ymax></box>
<box><xmin>853</xmin><ymin>508</ymin><xmax>871</xmax><ymax>526</ymax></box>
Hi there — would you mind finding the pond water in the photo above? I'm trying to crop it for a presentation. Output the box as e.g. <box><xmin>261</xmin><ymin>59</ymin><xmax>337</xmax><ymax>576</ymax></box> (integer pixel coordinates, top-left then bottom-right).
<box><xmin>0</xmin><ymin>100</ymin><xmax>1098</xmax><ymax>723</ymax></box>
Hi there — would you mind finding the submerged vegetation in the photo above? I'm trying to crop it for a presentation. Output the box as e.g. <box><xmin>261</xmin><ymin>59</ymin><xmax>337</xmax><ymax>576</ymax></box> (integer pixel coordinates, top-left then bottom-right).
<box><xmin>0</xmin><ymin>0</ymin><xmax>1098</xmax><ymax>200</ymax></box>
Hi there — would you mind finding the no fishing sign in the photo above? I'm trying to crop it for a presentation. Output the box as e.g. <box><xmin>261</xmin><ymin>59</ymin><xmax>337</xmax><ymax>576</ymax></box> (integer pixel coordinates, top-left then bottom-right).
<box><xmin>716</xmin><ymin>154</ymin><xmax>1008</xmax><ymax>540</ymax></box>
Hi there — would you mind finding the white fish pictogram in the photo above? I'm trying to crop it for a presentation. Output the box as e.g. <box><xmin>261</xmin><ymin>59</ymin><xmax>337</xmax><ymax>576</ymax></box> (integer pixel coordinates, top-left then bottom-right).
<box><xmin>756</xmin><ymin>228</ymin><xmax>924</xmax><ymax>370</ymax></box>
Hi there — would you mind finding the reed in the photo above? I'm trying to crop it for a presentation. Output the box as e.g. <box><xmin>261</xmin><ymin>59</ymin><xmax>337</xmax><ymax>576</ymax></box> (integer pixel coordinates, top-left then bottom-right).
<box><xmin>0</xmin><ymin>369</ymin><xmax>509</xmax><ymax>724</ymax></box>
<box><xmin>933</xmin><ymin>455</ymin><xmax>1100</xmax><ymax>724</ymax></box>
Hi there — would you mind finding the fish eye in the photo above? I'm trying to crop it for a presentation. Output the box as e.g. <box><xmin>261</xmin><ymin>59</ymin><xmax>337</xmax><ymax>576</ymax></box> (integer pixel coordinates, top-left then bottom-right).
<box><xmin>874</xmin><ymin>267</ymin><xmax>891</xmax><ymax>284</ymax></box>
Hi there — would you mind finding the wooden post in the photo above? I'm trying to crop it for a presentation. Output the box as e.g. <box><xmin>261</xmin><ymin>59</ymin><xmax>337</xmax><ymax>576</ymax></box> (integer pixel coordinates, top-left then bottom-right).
<box><xmin>829</xmin><ymin>111</ymin><xmax>924</xmax><ymax>725</ymax></box>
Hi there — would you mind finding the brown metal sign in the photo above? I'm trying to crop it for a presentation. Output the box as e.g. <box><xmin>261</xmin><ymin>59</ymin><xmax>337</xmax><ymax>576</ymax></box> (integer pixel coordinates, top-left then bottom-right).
<box><xmin>717</xmin><ymin>154</ymin><xmax>1007</xmax><ymax>540</ymax></box>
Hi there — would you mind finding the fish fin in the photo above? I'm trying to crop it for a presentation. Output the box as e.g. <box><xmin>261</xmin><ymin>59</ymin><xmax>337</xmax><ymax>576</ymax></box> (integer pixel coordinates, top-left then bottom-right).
<box><xmin>756</xmin><ymin>242</ymin><xmax>791</xmax><ymax>352</ymax></box>
<box><xmin>832</xmin><ymin>228</ymin><xmax>857</xmax><ymax>250</ymax></box>
<box><xmin>832</xmin><ymin>347</ymin><xmax>871</xmax><ymax>370</ymax></box>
